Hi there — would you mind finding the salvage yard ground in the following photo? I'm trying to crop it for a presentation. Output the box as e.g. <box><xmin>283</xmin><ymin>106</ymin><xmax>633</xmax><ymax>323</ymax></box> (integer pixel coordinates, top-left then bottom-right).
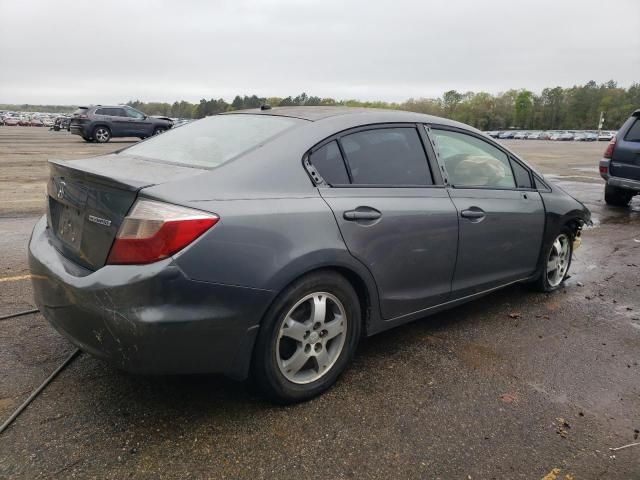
<box><xmin>0</xmin><ymin>128</ymin><xmax>639</xmax><ymax>479</ymax></box>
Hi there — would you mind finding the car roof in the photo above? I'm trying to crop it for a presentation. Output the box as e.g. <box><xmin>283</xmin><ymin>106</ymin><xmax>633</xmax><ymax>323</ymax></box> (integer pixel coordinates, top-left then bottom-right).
<box><xmin>228</xmin><ymin>106</ymin><xmax>471</xmax><ymax>129</ymax></box>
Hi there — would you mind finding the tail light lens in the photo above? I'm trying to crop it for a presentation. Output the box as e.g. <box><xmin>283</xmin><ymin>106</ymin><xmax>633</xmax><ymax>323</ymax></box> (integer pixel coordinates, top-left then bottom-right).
<box><xmin>106</xmin><ymin>199</ymin><xmax>218</xmax><ymax>265</ymax></box>
<box><xmin>603</xmin><ymin>136</ymin><xmax>616</xmax><ymax>159</ymax></box>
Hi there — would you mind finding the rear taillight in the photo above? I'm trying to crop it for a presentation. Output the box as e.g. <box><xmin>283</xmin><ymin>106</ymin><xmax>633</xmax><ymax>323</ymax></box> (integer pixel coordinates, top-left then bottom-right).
<box><xmin>106</xmin><ymin>199</ymin><xmax>218</xmax><ymax>265</ymax></box>
<box><xmin>603</xmin><ymin>136</ymin><xmax>616</xmax><ymax>159</ymax></box>
<box><xmin>599</xmin><ymin>165</ymin><xmax>608</xmax><ymax>174</ymax></box>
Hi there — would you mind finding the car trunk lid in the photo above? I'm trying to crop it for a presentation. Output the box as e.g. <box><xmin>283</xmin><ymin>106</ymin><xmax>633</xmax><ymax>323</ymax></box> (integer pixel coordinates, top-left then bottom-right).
<box><xmin>46</xmin><ymin>154</ymin><xmax>206</xmax><ymax>270</ymax></box>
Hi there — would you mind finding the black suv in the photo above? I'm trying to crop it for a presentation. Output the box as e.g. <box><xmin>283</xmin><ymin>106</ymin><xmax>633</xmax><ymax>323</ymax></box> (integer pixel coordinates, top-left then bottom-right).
<box><xmin>69</xmin><ymin>105</ymin><xmax>173</xmax><ymax>143</ymax></box>
<box><xmin>600</xmin><ymin>109</ymin><xmax>640</xmax><ymax>206</ymax></box>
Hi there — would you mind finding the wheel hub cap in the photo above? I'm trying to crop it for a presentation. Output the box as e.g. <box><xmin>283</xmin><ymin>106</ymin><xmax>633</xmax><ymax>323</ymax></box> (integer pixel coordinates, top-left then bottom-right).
<box><xmin>276</xmin><ymin>292</ymin><xmax>347</xmax><ymax>384</ymax></box>
<box><xmin>547</xmin><ymin>233</ymin><xmax>571</xmax><ymax>287</ymax></box>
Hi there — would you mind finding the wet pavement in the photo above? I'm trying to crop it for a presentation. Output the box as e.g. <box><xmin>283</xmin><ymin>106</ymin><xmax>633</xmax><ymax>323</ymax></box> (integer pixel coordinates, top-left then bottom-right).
<box><xmin>0</xmin><ymin>131</ymin><xmax>639</xmax><ymax>479</ymax></box>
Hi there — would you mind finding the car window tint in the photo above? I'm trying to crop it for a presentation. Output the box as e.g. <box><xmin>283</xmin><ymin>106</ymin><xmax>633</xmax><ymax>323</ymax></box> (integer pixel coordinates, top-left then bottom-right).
<box><xmin>123</xmin><ymin>114</ymin><xmax>301</xmax><ymax>168</ymax></box>
<box><xmin>510</xmin><ymin>159</ymin><xmax>532</xmax><ymax>188</ymax></box>
<box><xmin>431</xmin><ymin>129</ymin><xmax>515</xmax><ymax>189</ymax></box>
<box><xmin>309</xmin><ymin>141</ymin><xmax>349</xmax><ymax>185</ymax></box>
<box><xmin>126</xmin><ymin>108</ymin><xmax>145</xmax><ymax>119</ymax></box>
<box><xmin>95</xmin><ymin>108</ymin><xmax>106</xmax><ymax>115</ymax></box>
<box><xmin>340</xmin><ymin>128</ymin><xmax>432</xmax><ymax>186</ymax></box>
<box><xmin>624</xmin><ymin>118</ymin><xmax>640</xmax><ymax>142</ymax></box>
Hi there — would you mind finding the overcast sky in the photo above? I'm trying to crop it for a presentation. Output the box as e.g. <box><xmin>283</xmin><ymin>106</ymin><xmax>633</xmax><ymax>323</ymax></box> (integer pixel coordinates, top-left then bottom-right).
<box><xmin>1</xmin><ymin>0</ymin><xmax>639</xmax><ymax>105</ymax></box>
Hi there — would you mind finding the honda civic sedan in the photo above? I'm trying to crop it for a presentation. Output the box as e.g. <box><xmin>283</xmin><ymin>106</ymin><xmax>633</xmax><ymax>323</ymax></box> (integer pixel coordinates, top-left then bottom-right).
<box><xmin>29</xmin><ymin>107</ymin><xmax>590</xmax><ymax>403</ymax></box>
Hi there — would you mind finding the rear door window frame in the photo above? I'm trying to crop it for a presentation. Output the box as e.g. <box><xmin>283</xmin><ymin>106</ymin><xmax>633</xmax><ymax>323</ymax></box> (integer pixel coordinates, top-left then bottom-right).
<box><xmin>305</xmin><ymin>123</ymin><xmax>445</xmax><ymax>188</ymax></box>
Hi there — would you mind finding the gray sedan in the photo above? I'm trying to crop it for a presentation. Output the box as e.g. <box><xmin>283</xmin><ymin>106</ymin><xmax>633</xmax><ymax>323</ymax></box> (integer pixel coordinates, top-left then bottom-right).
<box><xmin>29</xmin><ymin>107</ymin><xmax>590</xmax><ymax>403</ymax></box>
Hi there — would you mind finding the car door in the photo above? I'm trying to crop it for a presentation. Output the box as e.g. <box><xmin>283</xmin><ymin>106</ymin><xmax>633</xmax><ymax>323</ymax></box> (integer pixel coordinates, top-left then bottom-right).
<box><xmin>311</xmin><ymin>125</ymin><xmax>459</xmax><ymax>320</ymax></box>
<box><xmin>124</xmin><ymin>107</ymin><xmax>150</xmax><ymax>137</ymax></box>
<box><xmin>428</xmin><ymin>126</ymin><xmax>545</xmax><ymax>297</ymax></box>
<box><xmin>108</xmin><ymin>107</ymin><xmax>131</xmax><ymax>136</ymax></box>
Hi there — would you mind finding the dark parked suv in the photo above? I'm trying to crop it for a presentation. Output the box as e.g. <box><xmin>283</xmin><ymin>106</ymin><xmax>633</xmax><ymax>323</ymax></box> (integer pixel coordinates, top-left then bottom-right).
<box><xmin>600</xmin><ymin>109</ymin><xmax>640</xmax><ymax>206</ymax></box>
<box><xmin>69</xmin><ymin>105</ymin><xmax>173</xmax><ymax>143</ymax></box>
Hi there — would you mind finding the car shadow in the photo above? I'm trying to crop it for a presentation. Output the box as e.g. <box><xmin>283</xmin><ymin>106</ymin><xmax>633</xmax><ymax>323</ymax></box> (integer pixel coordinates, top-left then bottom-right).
<box><xmin>62</xmin><ymin>282</ymin><xmax>542</xmax><ymax>435</ymax></box>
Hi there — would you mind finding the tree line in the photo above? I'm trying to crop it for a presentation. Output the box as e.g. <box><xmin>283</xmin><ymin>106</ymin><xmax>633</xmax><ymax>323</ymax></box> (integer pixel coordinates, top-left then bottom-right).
<box><xmin>3</xmin><ymin>81</ymin><xmax>638</xmax><ymax>130</ymax></box>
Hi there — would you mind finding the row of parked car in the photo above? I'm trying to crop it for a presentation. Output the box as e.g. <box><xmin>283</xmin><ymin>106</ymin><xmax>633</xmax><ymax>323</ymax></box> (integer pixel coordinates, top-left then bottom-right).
<box><xmin>0</xmin><ymin>111</ymin><xmax>69</xmax><ymax>128</ymax></box>
<box><xmin>485</xmin><ymin>130</ymin><xmax>616</xmax><ymax>141</ymax></box>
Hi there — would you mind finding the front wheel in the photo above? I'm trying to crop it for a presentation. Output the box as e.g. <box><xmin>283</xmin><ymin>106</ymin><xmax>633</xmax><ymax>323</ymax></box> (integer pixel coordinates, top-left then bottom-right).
<box><xmin>533</xmin><ymin>229</ymin><xmax>573</xmax><ymax>292</ymax></box>
<box><xmin>604</xmin><ymin>184</ymin><xmax>632</xmax><ymax>207</ymax></box>
<box><xmin>93</xmin><ymin>126</ymin><xmax>111</xmax><ymax>143</ymax></box>
<box><xmin>153</xmin><ymin>127</ymin><xmax>166</xmax><ymax>136</ymax></box>
<box><xmin>252</xmin><ymin>271</ymin><xmax>361</xmax><ymax>404</ymax></box>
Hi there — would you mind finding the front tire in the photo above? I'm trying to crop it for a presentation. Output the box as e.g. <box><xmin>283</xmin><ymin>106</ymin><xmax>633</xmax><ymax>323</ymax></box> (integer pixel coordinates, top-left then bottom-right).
<box><xmin>93</xmin><ymin>126</ymin><xmax>111</xmax><ymax>143</ymax></box>
<box><xmin>604</xmin><ymin>184</ymin><xmax>632</xmax><ymax>207</ymax></box>
<box><xmin>252</xmin><ymin>271</ymin><xmax>361</xmax><ymax>404</ymax></box>
<box><xmin>153</xmin><ymin>127</ymin><xmax>166</xmax><ymax>136</ymax></box>
<box><xmin>533</xmin><ymin>229</ymin><xmax>573</xmax><ymax>292</ymax></box>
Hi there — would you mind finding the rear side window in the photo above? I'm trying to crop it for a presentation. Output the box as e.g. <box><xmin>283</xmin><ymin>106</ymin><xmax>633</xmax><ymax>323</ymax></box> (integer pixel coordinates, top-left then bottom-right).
<box><xmin>309</xmin><ymin>141</ymin><xmax>349</xmax><ymax>185</ymax></box>
<box><xmin>624</xmin><ymin>118</ymin><xmax>640</xmax><ymax>142</ymax></box>
<box><xmin>122</xmin><ymin>114</ymin><xmax>301</xmax><ymax>168</ymax></box>
<box><xmin>95</xmin><ymin>108</ymin><xmax>107</xmax><ymax>115</ymax></box>
<box><xmin>340</xmin><ymin>128</ymin><xmax>432</xmax><ymax>186</ymax></box>
<box><xmin>510</xmin><ymin>159</ymin><xmax>533</xmax><ymax>188</ymax></box>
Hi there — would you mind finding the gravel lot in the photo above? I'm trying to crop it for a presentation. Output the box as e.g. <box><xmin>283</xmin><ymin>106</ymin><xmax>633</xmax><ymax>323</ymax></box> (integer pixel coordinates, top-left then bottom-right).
<box><xmin>0</xmin><ymin>128</ymin><xmax>639</xmax><ymax>479</ymax></box>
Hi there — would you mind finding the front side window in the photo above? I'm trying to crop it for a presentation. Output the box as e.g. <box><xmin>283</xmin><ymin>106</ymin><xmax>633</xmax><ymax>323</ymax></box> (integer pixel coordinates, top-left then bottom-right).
<box><xmin>339</xmin><ymin>128</ymin><xmax>432</xmax><ymax>186</ymax></box>
<box><xmin>126</xmin><ymin>108</ymin><xmax>145</xmax><ymax>119</ymax></box>
<box><xmin>112</xmin><ymin>108</ymin><xmax>127</xmax><ymax>117</ymax></box>
<box><xmin>431</xmin><ymin>128</ymin><xmax>515</xmax><ymax>188</ymax></box>
<box><xmin>122</xmin><ymin>114</ymin><xmax>301</xmax><ymax>168</ymax></box>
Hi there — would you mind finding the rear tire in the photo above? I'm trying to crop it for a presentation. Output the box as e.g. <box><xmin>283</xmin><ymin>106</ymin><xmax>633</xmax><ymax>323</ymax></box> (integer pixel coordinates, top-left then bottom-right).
<box><xmin>604</xmin><ymin>185</ymin><xmax>632</xmax><ymax>207</ymax></box>
<box><xmin>252</xmin><ymin>271</ymin><xmax>361</xmax><ymax>404</ymax></box>
<box><xmin>93</xmin><ymin>126</ymin><xmax>111</xmax><ymax>143</ymax></box>
<box><xmin>533</xmin><ymin>228</ymin><xmax>573</xmax><ymax>292</ymax></box>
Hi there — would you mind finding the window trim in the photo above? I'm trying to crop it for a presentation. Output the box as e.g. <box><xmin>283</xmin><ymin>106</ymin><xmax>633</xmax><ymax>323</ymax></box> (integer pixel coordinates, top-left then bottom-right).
<box><xmin>304</xmin><ymin>123</ymin><xmax>444</xmax><ymax>189</ymax></box>
<box><xmin>426</xmin><ymin>124</ymin><xmax>536</xmax><ymax>192</ymax></box>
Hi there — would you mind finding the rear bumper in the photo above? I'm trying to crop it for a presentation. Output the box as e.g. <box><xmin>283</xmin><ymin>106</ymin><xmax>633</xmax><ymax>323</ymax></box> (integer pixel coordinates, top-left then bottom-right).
<box><xmin>600</xmin><ymin>159</ymin><xmax>640</xmax><ymax>192</ymax></box>
<box><xmin>69</xmin><ymin>124</ymin><xmax>88</xmax><ymax>136</ymax></box>
<box><xmin>28</xmin><ymin>216</ymin><xmax>274</xmax><ymax>379</ymax></box>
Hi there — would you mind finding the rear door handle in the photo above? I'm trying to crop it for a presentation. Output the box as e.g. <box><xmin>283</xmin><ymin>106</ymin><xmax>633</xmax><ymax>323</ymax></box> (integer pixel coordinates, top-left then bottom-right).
<box><xmin>344</xmin><ymin>208</ymin><xmax>382</xmax><ymax>221</ymax></box>
<box><xmin>460</xmin><ymin>208</ymin><xmax>485</xmax><ymax>220</ymax></box>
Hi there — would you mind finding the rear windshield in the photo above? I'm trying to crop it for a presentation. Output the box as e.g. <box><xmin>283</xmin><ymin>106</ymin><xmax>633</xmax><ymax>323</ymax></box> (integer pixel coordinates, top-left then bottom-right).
<box><xmin>73</xmin><ymin>107</ymin><xmax>88</xmax><ymax>115</ymax></box>
<box><xmin>122</xmin><ymin>114</ymin><xmax>301</xmax><ymax>168</ymax></box>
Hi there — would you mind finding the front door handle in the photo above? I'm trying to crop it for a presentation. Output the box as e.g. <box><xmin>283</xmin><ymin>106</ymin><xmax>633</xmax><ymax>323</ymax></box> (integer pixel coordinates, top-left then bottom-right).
<box><xmin>344</xmin><ymin>208</ymin><xmax>382</xmax><ymax>221</ymax></box>
<box><xmin>460</xmin><ymin>208</ymin><xmax>486</xmax><ymax>220</ymax></box>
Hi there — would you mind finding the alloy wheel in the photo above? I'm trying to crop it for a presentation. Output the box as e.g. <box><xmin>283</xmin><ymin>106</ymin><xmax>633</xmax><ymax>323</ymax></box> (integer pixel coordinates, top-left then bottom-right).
<box><xmin>546</xmin><ymin>233</ymin><xmax>571</xmax><ymax>287</ymax></box>
<box><xmin>94</xmin><ymin>127</ymin><xmax>110</xmax><ymax>142</ymax></box>
<box><xmin>276</xmin><ymin>292</ymin><xmax>347</xmax><ymax>384</ymax></box>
